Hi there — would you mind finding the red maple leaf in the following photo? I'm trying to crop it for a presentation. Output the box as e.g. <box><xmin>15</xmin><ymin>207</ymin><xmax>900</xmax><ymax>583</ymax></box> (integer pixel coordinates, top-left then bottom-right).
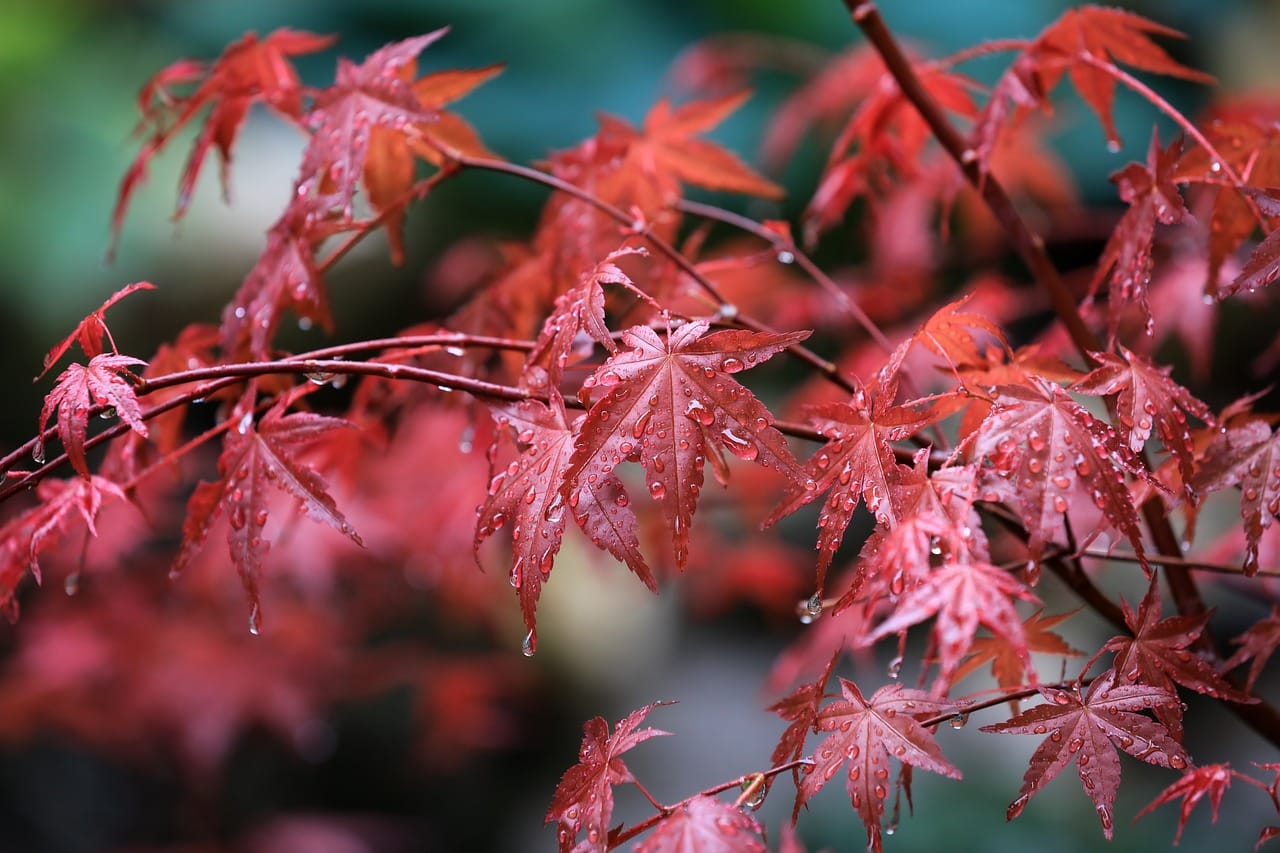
<box><xmin>300</xmin><ymin>31</ymin><xmax>445</xmax><ymax>216</ymax></box>
<box><xmin>39</xmin><ymin>355</ymin><xmax>148</xmax><ymax>480</ymax></box>
<box><xmin>980</xmin><ymin>671</ymin><xmax>1189</xmax><ymax>839</ymax></box>
<box><xmin>878</xmin><ymin>293</ymin><xmax>1008</xmax><ymax>387</ymax></box>
<box><xmin>634</xmin><ymin>796</ymin><xmax>766</xmax><ymax>853</ymax></box>
<box><xmin>565</xmin><ymin>320</ymin><xmax>808</xmax><ymax>569</ymax></box>
<box><xmin>1224</xmin><ymin>189</ymin><xmax>1280</xmax><ymax>298</ymax></box>
<box><xmin>477</xmin><ymin>398</ymin><xmax>656</xmax><ymax>653</ymax></box>
<box><xmin>1089</xmin><ymin>131</ymin><xmax>1187</xmax><ymax>340</ymax></box>
<box><xmin>975</xmin><ymin>6</ymin><xmax>1211</xmax><ymax>164</ymax></box>
<box><xmin>173</xmin><ymin>406</ymin><xmax>363</xmax><ymax>630</ymax></box>
<box><xmin>546</xmin><ymin>703</ymin><xmax>670</xmax><ymax>853</ymax></box>
<box><xmin>768</xmin><ymin>651</ymin><xmax>839</xmax><ymax>777</ymax></box>
<box><xmin>798</xmin><ymin>678</ymin><xmax>960</xmax><ymax>853</ymax></box>
<box><xmin>1073</xmin><ymin>346</ymin><xmax>1213</xmax><ymax>497</ymax></box>
<box><xmin>866</xmin><ymin>557</ymin><xmax>1040</xmax><ymax>693</ymax></box>
<box><xmin>0</xmin><ymin>476</ymin><xmax>130</xmax><ymax>619</ymax></box>
<box><xmin>1136</xmin><ymin>763</ymin><xmax>1264</xmax><ymax>845</ymax></box>
<box><xmin>1190</xmin><ymin>419</ymin><xmax>1280</xmax><ymax>575</ymax></box>
<box><xmin>954</xmin><ymin>609</ymin><xmax>1084</xmax><ymax>699</ymax></box>
<box><xmin>1224</xmin><ymin>606</ymin><xmax>1280</xmax><ymax>693</ymax></box>
<box><xmin>967</xmin><ymin>376</ymin><xmax>1150</xmax><ymax>561</ymax></box>
<box><xmin>112</xmin><ymin>29</ymin><xmax>336</xmax><ymax>246</ymax></box>
<box><xmin>764</xmin><ymin>383</ymin><xmax>926</xmax><ymax>589</ymax></box>
<box><xmin>38</xmin><ymin>282</ymin><xmax>155</xmax><ymax>381</ymax></box>
<box><xmin>597</xmin><ymin>91</ymin><xmax>784</xmax><ymax>210</ymax></box>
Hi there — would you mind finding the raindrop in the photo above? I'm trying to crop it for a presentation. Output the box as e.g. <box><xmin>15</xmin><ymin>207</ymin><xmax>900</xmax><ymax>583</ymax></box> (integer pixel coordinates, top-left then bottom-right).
<box><xmin>31</xmin><ymin>440</ymin><xmax>45</xmax><ymax>465</ymax></box>
<box><xmin>64</xmin><ymin>572</ymin><xmax>80</xmax><ymax>596</ymax></box>
<box><xmin>722</xmin><ymin>357</ymin><xmax>745</xmax><ymax>374</ymax></box>
<box><xmin>98</xmin><ymin>407</ymin><xmax>116</xmax><ymax>420</ymax></box>
<box><xmin>797</xmin><ymin>592</ymin><xmax>824</xmax><ymax>624</ymax></box>
<box><xmin>521</xmin><ymin>630</ymin><xmax>537</xmax><ymax>657</ymax></box>
<box><xmin>649</xmin><ymin>481</ymin><xmax>666</xmax><ymax>500</ymax></box>
<box><xmin>1106</xmin><ymin>139</ymin><xmax>1121</xmax><ymax>153</ymax></box>
<box><xmin>304</xmin><ymin>370</ymin><xmax>334</xmax><ymax>386</ymax></box>
<box><xmin>445</xmin><ymin>345</ymin><xmax>466</xmax><ymax>357</ymax></box>
<box><xmin>717</xmin><ymin>303</ymin><xmax>739</xmax><ymax>320</ymax></box>
<box><xmin>776</xmin><ymin>250</ymin><xmax>795</xmax><ymax>264</ymax></box>
<box><xmin>887</xmin><ymin>655</ymin><xmax>903</xmax><ymax>679</ymax></box>
<box><xmin>248</xmin><ymin>604</ymin><xmax>261</xmax><ymax>636</ymax></box>
<box><xmin>949</xmin><ymin>712</ymin><xmax>969</xmax><ymax>730</ymax></box>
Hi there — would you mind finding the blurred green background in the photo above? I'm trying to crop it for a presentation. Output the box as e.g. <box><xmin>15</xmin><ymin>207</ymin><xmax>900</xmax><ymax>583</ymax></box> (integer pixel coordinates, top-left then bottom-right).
<box><xmin>1</xmin><ymin>0</ymin><xmax>1278</xmax><ymax>851</ymax></box>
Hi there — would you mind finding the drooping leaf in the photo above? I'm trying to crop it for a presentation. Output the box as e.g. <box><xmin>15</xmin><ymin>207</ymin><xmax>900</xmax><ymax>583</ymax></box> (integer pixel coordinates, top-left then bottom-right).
<box><xmin>300</xmin><ymin>31</ymin><xmax>447</xmax><ymax>216</ymax></box>
<box><xmin>634</xmin><ymin>796</ymin><xmax>766</xmax><ymax>853</ymax></box>
<box><xmin>865</xmin><ymin>557</ymin><xmax>1040</xmax><ymax>693</ymax></box>
<box><xmin>980</xmin><ymin>671</ymin><xmax>1189</xmax><ymax>839</ymax></box>
<box><xmin>477</xmin><ymin>398</ymin><xmax>656</xmax><ymax>653</ymax></box>
<box><xmin>954</xmin><ymin>609</ymin><xmax>1084</xmax><ymax>701</ymax></box>
<box><xmin>974</xmin><ymin>5</ymin><xmax>1212</xmax><ymax>164</ymax></box>
<box><xmin>38</xmin><ymin>282</ymin><xmax>155</xmax><ymax>380</ymax></box>
<box><xmin>1223</xmin><ymin>605</ymin><xmax>1280</xmax><ymax>693</ymax></box>
<box><xmin>1073</xmin><ymin>346</ymin><xmax>1213</xmax><ymax>498</ymax></box>
<box><xmin>1089</xmin><ymin>131</ymin><xmax>1187</xmax><ymax>340</ymax></box>
<box><xmin>39</xmin><ymin>355</ymin><xmax>148</xmax><ymax>480</ymax></box>
<box><xmin>967</xmin><ymin>377</ymin><xmax>1150</xmax><ymax>561</ymax></box>
<box><xmin>112</xmin><ymin>30</ymin><xmax>336</xmax><ymax>245</ymax></box>
<box><xmin>768</xmin><ymin>651</ymin><xmax>839</xmax><ymax>779</ymax></box>
<box><xmin>1136</xmin><ymin>763</ymin><xmax>1259</xmax><ymax>845</ymax></box>
<box><xmin>764</xmin><ymin>383</ymin><xmax>926</xmax><ymax>589</ymax></box>
<box><xmin>565</xmin><ymin>321</ymin><xmax>808</xmax><ymax>569</ymax></box>
<box><xmin>172</xmin><ymin>407</ymin><xmax>363</xmax><ymax>629</ymax></box>
<box><xmin>546</xmin><ymin>703</ymin><xmax>670</xmax><ymax>853</ymax></box>
<box><xmin>0</xmin><ymin>476</ymin><xmax>130</xmax><ymax>620</ymax></box>
<box><xmin>797</xmin><ymin>678</ymin><xmax>960</xmax><ymax>853</ymax></box>
<box><xmin>1190</xmin><ymin>419</ymin><xmax>1280</xmax><ymax>576</ymax></box>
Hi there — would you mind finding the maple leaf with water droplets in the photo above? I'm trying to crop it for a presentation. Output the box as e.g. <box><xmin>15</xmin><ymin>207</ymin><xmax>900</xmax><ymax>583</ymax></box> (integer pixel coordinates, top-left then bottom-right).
<box><xmin>546</xmin><ymin>703</ymin><xmax>670</xmax><ymax>853</ymax></box>
<box><xmin>764</xmin><ymin>384</ymin><xmax>925</xmax><ymax>589</ymax></box>
<box><xmin>1224</xmin><ymin>189</ymin><xmax>1280</xmax><ymax>298</ymax></box>
<box><xmin>980</xmin><ymin>671</ymin><xmax>1189</xmax><ymax>840</ymax></box>
<box><xmin>1090</xmin><ymin>131</ymin><xmax>1187</xmax><ymax>340</ymax></box>
<box><xmin>39</xmin><ymin>355</ymin><xmax>148</xmax><ymax>480</ymax></box>
<box><xmin>476</xmin><ymin>398</ymin><xmax>655</xmax><ymax>654</ymax></box>
<box><xmin>1137</xmin><ymin>763</ymin><xmax>1262</xmax><ymax>845</ymax></box>
<box><xmin>38</xmin><ymin>282</ymin><xmax>155</xmax><ymax>381</ymax></box>
<box><xmin>300</xmin><ymin>31</ymin><xmax>445</xmax><ymax>216</ymax></box>
<box><xmin>565</xmin><ymin>321</ymin><xmax>808</xmax><ymax>570</ymax></box>
<box><xmin>173</xmin><ymin>407</ymin><xmax>363</xmax><ymax>630</ymax></box>
<box><xmin>866</xmin><ymin>557</ymin><xmax>1040</xmax><ymax>693</ymax></box>
<box><xmin>1190</xmin><ymin>419</ymin><xmax>1280</xmax><ymax>576</ymax></box>
<box><xmin>1224</xmin><ymin>606</ymin><xmax>1280</xmax><ymax>693</ymax></box>
<box><xmin>769</xmin><ymin>651</ymin><xmax>839</xmax><ymax>781</ymax></box>
<box><xmin>1073</xmin><ymin>346</ymin><xmax>1212</xmax><ymax>498</ymax></box>
<box><xmin>797</xmin><ymin>678</ymin><xmax>960</xmax><ymax>853</ymax></box>
<box><xmin>0</xmin><ymin>476</ymin><xmax>130</xmax><ymax>620</ymax></box>
<box><xmin>1104</xmin><ymin>576</ymin><xmax>1255</xmax><ymax>717</ymax></box>
<box><xmin>634</xmin><ymin>796</ymin><xmax>766</xmax><ymax>853</ymax></box>
<box><xmin>968</xmin><ymin>377</ymin><xmax>1150</xmax><ymax>561</ymax></box>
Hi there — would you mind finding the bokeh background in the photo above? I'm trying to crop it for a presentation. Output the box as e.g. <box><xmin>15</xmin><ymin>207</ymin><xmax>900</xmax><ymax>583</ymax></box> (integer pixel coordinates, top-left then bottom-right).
<box><xmin>1</xmin><ymin>0</ymin><xmax>1278</xmax><ymax>851</ymax></box>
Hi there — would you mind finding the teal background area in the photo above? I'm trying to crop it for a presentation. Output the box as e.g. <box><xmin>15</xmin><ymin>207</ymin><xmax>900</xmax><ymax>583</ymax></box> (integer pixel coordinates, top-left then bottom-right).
<box><xmin>0</xmin><ymin>1</ymin><xmax>1278</xmax><ymax>851</ymax></box>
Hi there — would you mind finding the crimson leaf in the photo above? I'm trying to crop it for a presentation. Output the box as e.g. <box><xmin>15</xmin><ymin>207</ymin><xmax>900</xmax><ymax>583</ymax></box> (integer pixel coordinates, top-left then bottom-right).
<box><xmin>39</xmin><ymin>355</ymin><xmax>148</xmax><ymax>479</ymax></box>
<box><xmin>634</xmin><ymin>796</ymin><xmax>766</xmax><ymax>853</ymax></box>
<box><xmin>1190</xmin><ymin>419</ymin><xmax>1280</xmax><ymax>576</ymax></box>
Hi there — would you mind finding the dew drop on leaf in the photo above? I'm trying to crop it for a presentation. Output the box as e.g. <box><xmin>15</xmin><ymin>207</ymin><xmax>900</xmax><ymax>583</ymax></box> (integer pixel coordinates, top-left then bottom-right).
<box><xmin>648</xmin><ymin>481</ymin><xmax>666</xmax><ymax>500</ymax></box>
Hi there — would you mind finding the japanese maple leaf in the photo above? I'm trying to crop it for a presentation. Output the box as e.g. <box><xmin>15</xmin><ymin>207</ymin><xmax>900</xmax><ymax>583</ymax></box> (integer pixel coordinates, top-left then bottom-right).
<box><xmin>1137</xmin><ymin>763</ymin><xmax>1263</xmax><ymax>845</ymax></box>
<box><xmin>1224</xmin><ymin>606</ymin><xmax>1280</xmax><ymax>693</ymax></box>
<box><xmin>0</xmin><ymin>475</ymin><xmax>129</xmax><ymax>619</ymax></box>
<box><xmin>866</xmin><ymin>558</ymin><xmax>1040</xmax><ymax>693</ymax></box>
<box><xmin>954</xmin><ymin>609</ymin><xmax>1084</xmax><ymax>700</ymax></box>
<box><xmin>476</xmin><ymin>398</ymin><xmax>655</xmax><ymax>653</ymax></box>
<box><xmin>112</xmin><ymin>29</ymin><xmax>335</xmax><ymax>246</ymax></box>
<box><xmin>364</xmin><ymin>62</ymin><xmax>503</xmax><ymax>263</ymax></box>
<box><xmin>980</xmin><ymin>672</ymin><xmax>1189</xmax><ymax>839</ymax></box>
<box><xmin>877</xmin><ymin>293</ymin><xmax>1007</xmax><ymax>386</ymax></box>
<box><xmin>38</xmin><ymin>282</ymin><xmax>155</xmax><ymax>380</ymax></box>
<box><xmin>769</xmin><ymin>651</ymin><xmax>839</xmax><ymax>777</ymax></box>
<box><xmin>634</xmin><ymin>796</ymin><xmax>766</xmax><ymax>853</ymax></box>
<box><xmin>1103</xmin><ymin>576</ymin><xmax>1255</xmax><ymax>739</ymax></box>
<box><xmin>565</xmin><ymin>321</ymin><xmax>808</xmax><ymax>569</ymax></box>
<box><xmin>39</xmin><ymin>354</ymin><xmax>148</xmax><ymax>479</ymax></box>
<box><xmin>597</xmin><ymin>91</ymin><xmax>783</xmax><ymax>210</ymax></box>
<box><xmin>173</xmin><ymin>407</ymin><xmax>363</xmax><ymax>630</ymax></box>
<box><xmin>967</xmin><ymin>376</ymin><xmax>1150</xmax><ymax>561</ymax></box>
<box><xmin>764</xmin><ymin>383</ymin><xmax>926</xmax><ymax>588</ymax></box>
<box><xmin>1190</xmin><ymin>419</ymin><xmax>1280</xmax><ymax>575</ymax></box>
<box><xmin>975</xmin><ymin>6</ymin><xmax>1211</xmax><ymax>164</ymax></box>
<box><xmin>797</xmin><ymin>678</ymin><xmax>960</xmax><ymax>853</ymax></box>
<box><xmin>300</xmin><ymin>31</ymin><xmax>445</xmax><ymax>216</ymax></box>
<box><xmin>546</xmin><ymin>703</ymin><xmax>670</xmax><ymax>853</ymax></box>
<box><xmin>1073</xmin><ymin>346</ymin><xmax>1212</xmax><ymax>497</ymax></box>
<box><xmin>1090</xmin><ymin>131</ymin><xmax>1187</xmax><ymax>340</ymax></box>
<box><xmin>1224</xmin><ymin>189</ymin><xmax>1280</xmax><ymax>298</ymax></box>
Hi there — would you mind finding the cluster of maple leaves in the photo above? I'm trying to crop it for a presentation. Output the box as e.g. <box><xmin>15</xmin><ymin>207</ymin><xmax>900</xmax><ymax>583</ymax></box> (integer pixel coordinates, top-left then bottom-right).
<box><xmin>1</xmin><ymin>3</ymin><xmax>1280</xmax><ymax>850</ymax></box>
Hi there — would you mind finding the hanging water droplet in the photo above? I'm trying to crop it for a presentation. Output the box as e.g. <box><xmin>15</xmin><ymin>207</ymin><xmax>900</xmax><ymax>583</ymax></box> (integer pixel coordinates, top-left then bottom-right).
<box><xmin>739</xmin><ymin>777</ymin><xmax>767</xmax><ymax>810</ymax></box>
<box><xmin>776</xmin><ymin>250</ymin><xmax>795</xmax><ymax>264</ymax></box>
<box><xmin>98</xmin><ymin>407</ymin><xmax>116</xmax><ymax>420</ymax></box>
<box><xmin>717</xmin><ymin>303</ymin><xmax>739</xmax><ymax>320</ymax></box>
<box><xmin>237</xmin><ymin>411</ymin><xmax>254</xmax><ymax>435</ymax></box>
<box><xmin>797</xmin><ymin>592</ymin><xmax>824</xmax><ymax>624</ymax></box>
<box><xmin>64</xmin><ymin>572</ymin><xmax>80</xmax><ymax>596</ymax></box>
<box><xmin>949</xmin><ymin>712</ymin><xmax>969</xmax><ymax>729</ymax></box>
<box><xmin>521</xmin><ymin>630</ymin><xmax>537</xmax><ymax>657</ymax></box>
<box><xmin>304</xmin><ymin>369</ymin><xmax>334</xmax><ymax>386</ymax></box>
<box><xmin>31</xmin><ymin>440</ymin><xmax>45</xmax><ymax>465</ymax></box>
<box><xmin>1106</xmin><ymin>139</ymin><xmax>1121</xmax><ymax>153</ymax></box>
<box><xmin>887</xmin><ymin>655</ymin><xmax>903</xmax><ymax>679</ymax></box>
<box><xmin>248</xmin><ymin>604</ymin><xmax>261</xmax><ymax>636</ymax></box>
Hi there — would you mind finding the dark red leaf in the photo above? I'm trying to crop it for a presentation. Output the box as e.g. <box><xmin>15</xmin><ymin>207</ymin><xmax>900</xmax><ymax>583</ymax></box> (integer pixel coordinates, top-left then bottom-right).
<box><xmin>1136</xmin><ymin>763</ymin><xmax>1257</xmax><ymax>845</ymax></box>
<box><xmin>1190</xmin><ymin>419</ymin><xmax>1280</xmax><ymax>575</ymax></box>
<box><xmin>38</xmin><ymin>282</ymin><xmax>155</xmax><ymax>380</ymax></box>
<box><xmin>634</xmin><ymin>796</ymin><xmax>766</xmax><ymax>853</ymax></box>
<box><xmin>39</xmin><ymin>354</ymin><xmax>148</xmax><ymax>480</ymax></box>
<box><xmin>1224</xmin><ymin>606</ymin><xmax>1280</xmax><ymax>693</ymax></box>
